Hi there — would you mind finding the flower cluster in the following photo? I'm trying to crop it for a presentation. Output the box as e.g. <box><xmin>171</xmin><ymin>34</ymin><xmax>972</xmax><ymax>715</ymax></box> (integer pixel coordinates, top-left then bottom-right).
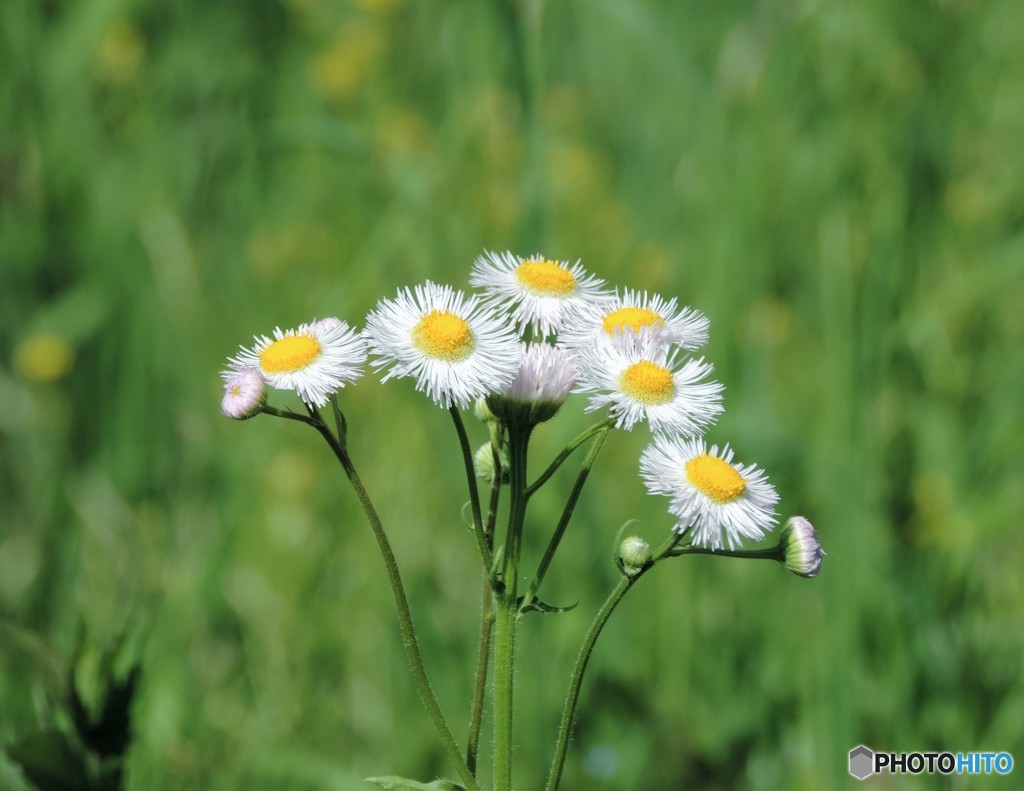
<box><xmin>219</xmin><ymin>249</ymin><xmax>821</xmax><ymax>791</ymax></box>
<box><xmin>220</xmin><ymin>250</ymin><xmax>812</xmax><ymax>553</ymax></box>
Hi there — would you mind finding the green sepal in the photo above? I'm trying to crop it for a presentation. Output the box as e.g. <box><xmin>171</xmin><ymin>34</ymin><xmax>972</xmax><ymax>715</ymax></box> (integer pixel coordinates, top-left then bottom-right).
<box><xmin>517</xmin><ymin>596</ymin><xmax>578</xmax><ymax>615</ymax></box>
<box><xmin>489</xmin><ymin>546</ymin><xmax>505</xmax><ymax>593</ymax></box>
<box><xmin>329</xmin><ymin>396</ymin><xmax>348</xmax><ymax>450</ymax></box>
<box><xmin>365</xmin><ymin>777</ymin><xmax>466</xmax><ymax>790</ymax></box>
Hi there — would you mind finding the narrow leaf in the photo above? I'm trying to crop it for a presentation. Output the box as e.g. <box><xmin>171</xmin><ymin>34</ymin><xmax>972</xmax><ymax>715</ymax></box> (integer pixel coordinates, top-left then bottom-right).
<box><xmin>365</xmin><ymin>776</ymin><xmax>465</xmax><ymax>791</ymax></box>
<box><xmin>518</xmin><ymin>597</ymin><xmax>578</xmax><ymax>615</ymax></box>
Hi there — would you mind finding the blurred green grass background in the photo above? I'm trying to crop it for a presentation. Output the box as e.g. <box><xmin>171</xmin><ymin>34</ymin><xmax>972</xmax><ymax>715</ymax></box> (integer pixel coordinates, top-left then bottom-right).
<box><xmin>2</xmin><ymin>0</ymin><xmax>1024</xmax><ymax>788</ymax></box>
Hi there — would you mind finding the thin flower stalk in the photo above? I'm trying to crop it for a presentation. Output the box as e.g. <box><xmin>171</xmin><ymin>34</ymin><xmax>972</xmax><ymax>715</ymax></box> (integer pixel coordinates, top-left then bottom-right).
<box><xmin>526</xmin><ymin>417</ymin><xmax>615</xmax><ymax>498</ymax></box>
<box><xmin>466</xmin><ymin>435</ymin><xmax>504</xmax><ymax>775</ymax></box>
<box><xmin>450</xmin><ymin>405</ymin><xmax>493</xmax><ymax>570</ymax></box>
<box><xmin>522</xmin><ymin>425</ymin><xmax>610</xmax><ymax>611</ymax></box>
<box><xmin>264</xmin><ymin>405</ymin><xmax>480</xmax><ymax>791</ymax></box>
<box><xmin>667</xmin><ymin>545</ymin><xmax>784</xmax><ymax>561</ymax></box>
<box><xmin>545</xmin><ymin>533</ymin><xmax>684</xmax><ymax>791</ymax></box>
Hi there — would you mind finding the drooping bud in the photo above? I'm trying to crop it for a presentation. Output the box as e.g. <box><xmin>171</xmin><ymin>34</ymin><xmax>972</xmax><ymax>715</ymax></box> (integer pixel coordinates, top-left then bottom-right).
<box><xmin>221</xmin><ymin>368</ymin><xmax>267</xmax><ymax>420</ymax></box>
<box><xmin>779</xmin><ymin>516</ymin><xmax>824</xmax><ymax>578</ymax></box>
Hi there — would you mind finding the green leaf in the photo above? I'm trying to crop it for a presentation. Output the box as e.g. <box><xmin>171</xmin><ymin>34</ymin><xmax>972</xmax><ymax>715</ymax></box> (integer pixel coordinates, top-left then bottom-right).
<box><xmin>4</xmin><ymin>730</ymin><xmax>91</xmax><ymax>791</ymax></box>
<box><xmin>86</xmin><ymin>666</ymin><xmax>140</xmax><ymax>759</ymax></box>
<box><xmin>518</xmin><ymin>597</ymin><xmax>578</xmax><ymax>615</ymax></box>
<box><xmin>365</xmin><ymin>776</ymin><xmax>466</xmax><ymax>791</ymax></box>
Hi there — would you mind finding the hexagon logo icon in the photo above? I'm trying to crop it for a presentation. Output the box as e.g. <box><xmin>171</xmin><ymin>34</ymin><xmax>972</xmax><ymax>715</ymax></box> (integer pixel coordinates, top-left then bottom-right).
<box><xmin>849</xmin><ymin>745</ymin><xmax>875</xmax><ymax>780</ymax></box>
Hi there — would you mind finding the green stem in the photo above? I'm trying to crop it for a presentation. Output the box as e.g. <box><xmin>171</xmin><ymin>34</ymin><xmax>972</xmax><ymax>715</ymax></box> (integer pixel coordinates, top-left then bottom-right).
<box><xmin>545</xmin><ymin>573</ymin><xmax>637</xmax><ymax>791</ymax></box>
<box><xmin>466</xmin><ymin>575</ymin><xmax>494</xmax><ymax>778</ymax></box>
<box><xmin>546</xmin><ymin>533</ymin><xmax>680</xmax><ymax>791</ymax></box>
<box><xmin>260</xmin><ymin>404</ymin><xmax>320</xmax><ymax>427</ymax></box>
<box><xmin>466</xmin><ymin>454</ymin><xmax>503</xmax><ymax>776</ymax></box>
<box><xmin>493</xmin><ymin>599</ymin><xmax>517</xmax><ymax>791</ymax></box>
<box><xmin>526</xmin><ymin>418</ymin><xmax>614</xmax><ymax>498</ymax></box>
<box><xmin>669</xmin><ymin>545</ymin><xmax>784</xmax><ymax>561</ymax></box>
<box><xmin>501</xmin><ymin>426</ymin><xmax>532</xmax><ymax>594</ymax></box>
<box><xmin>450</xmin><ymin>405</ymin><xmax>493</xmax><ymax>570</ymax></box>
<box><xmin>493</xmin><ymin>424</ymin><xmax>532</xmax><ymax>791</ymax></box>
<box><xmin>270</xmin><ymin>407</ymin><xmax>480</xmax><ymax>791</ymax></box>
<box><xmin>522</xmin><ymin>427</ymin><xmax>610</xmax><ymax>610</ymax></box>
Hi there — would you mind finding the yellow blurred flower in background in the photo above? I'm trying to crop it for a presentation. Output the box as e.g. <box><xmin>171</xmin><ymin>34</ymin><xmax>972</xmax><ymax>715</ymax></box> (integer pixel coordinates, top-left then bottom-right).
<box><xmin>95</xmin><ymin>21</ymin><xmax>145</xmax><ymax>84</ymax></box>
<box><xmin>544</xmin><ymin>142</ymin><xmax>608</xmax><ymax>202</ymax></box>
<box><xmin>372</xmin><ymin>107</ymin><xmax>433</xmax><ymax>161</ymax></box>
<box><xmin>312</xmin><ymin>20</ymin><xmax>385</xmax><ymax>103</ymax></box>
<box><xmin>944</xmin><ymin>176</ymin><xmax>992</xmax><ymax>226</ymax></box>
<box><xmin>350</xmin><ymin>0</ymin><xmax>402</xmax><ymax>14</ymax></box>
<box><xmin>247</xmin><ymin>223</ymin><xmax>337</xmax><ymax>277</ymax></box>
<box><xmin>15</xmin><ymin>334</ymin><xmax>75</xmax><ymax>382</ymax></box>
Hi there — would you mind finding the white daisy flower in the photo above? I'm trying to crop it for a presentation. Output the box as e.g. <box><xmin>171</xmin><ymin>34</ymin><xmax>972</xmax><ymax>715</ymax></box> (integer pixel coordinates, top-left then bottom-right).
<box><xmin>640</xmin><ymin>436</ymin><xmax>779</xmax><ymax>550</ymax></box>
<box><xmin>487</xmin><ymin>342</ymin><xmax>577</xmax><ymax>425</ymax></box>
<box><xmin>573</xmin><ymin>331</ymin><xmax>723</xmax><ymax>434</ymax></box>
<box><xmin>363</xmin><ymin>280</ymin><xmax>520</xmax><ymax>408</ymax></box>
<box><xmin>220</xmin><ymin>368</ymin><xmax>266</xmax><ymax>420</ymax></box>
<box><xmin>561</xmin><ymin>288</ymin><xmax>709</xmax><ymax>350</ymax></box>
<box><xmin>226</xmin><ymin>317</ymin><xmax>367</xmax><ymax>408</ymax></box>
<box><xmin>469</xmin><ymin>250</ymin><xmax>612</xmax><ymax>336</ymax></box>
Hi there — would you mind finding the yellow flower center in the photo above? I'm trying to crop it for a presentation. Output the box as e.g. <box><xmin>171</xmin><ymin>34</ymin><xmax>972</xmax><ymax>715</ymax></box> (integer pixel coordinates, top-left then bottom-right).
<box><xmin>260</xmin><ymin>334</ymin><xmax>322</xmax><ymax>374</ymax></box>
<box><xmin>230</xmin><ymin>385</ymin><xmax>242</xmax><ymax>397</ymax></box>
<box><xmin>515</xmin><ymin>259</ymin><xmax>578</xmax><ymax>296</ymax></box>
<box><xmin>413</xmin><ymin>310</ymin><xmax>474</xmax><ymax>360</ymax></box>
<box><xmin>618</xmin><ymin>361</ymin><xmax>675</xmax><ymax>404</ymax></box>
<box><xmin>602</xmin><ymin>306</ymin><xmax>663</xmax><ymax>335</ymax></box>
<box><xmin>685</xmin><ymin>455</ymin><xmax>747</xmax><ymax>503</ymax></box>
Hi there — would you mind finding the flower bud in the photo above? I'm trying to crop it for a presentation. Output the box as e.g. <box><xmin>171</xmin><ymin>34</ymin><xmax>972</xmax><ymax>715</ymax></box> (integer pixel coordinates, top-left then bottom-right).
<box><xmin>473</xmin><ymin>442</ymin><xmax>509</xmax><ymax>485</ymax></box>
<box><xmin>486</xmin><ymin>343</ymin><xmax>577</xmax><ymax>426</ymax></box>
<box><xmin>474</xmin><ymin>397</ymin><xmax>497</xmax><ymax>424</ymax></box>
<box><xmin>618</xmin><ymin>536</ymin><xmax>651</xmax><ymax>576</ymax></box>
<box><xmin>779</xmin><ymin>516</ymin><xmax>824</xmax><ymax>578</ymax></box>
<box><xmin>221</xmin><ymin>368</ymin><xmax>267</xmax><ymax>420</ymax></box>
<box><xmin>310</xmin><ymin>316</ymin><xmax>343</xmax><ymax>333</ymax></box>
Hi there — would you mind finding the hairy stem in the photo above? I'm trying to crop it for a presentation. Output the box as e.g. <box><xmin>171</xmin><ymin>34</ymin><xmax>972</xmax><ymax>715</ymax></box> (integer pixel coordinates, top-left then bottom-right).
<box><xmin>546</xmin><ymin>533</ymin><xmax>681</xmax><ymax>791</ymax></box>
<box><xmin>545</xmin><ymin>574</ymin><xmax>636</xmax><ymax>791</ymax></box>
<box><xmin>493</xmin><ymin>425</ymin><xmax>531</xmax><ymax>791</ymax></box>
<box><xmin>466</xmin><ymin>445</ymin><xmax>503</xmax><ymax>775</ymax></box>
<box><xmin>269</xmin><ymin>406</ymin><xmax>480</xmax><ymax>791</ymax></box>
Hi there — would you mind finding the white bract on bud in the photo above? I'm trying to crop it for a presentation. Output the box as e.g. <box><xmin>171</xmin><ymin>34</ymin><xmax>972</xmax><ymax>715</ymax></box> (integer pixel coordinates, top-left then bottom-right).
<box><xmin>779</xmin><ymin>516</ymin><xmax>824</xmax><ymax>578</ymax></box>
<box><xmin>486</xmin><ymin>343</ymin><xmax>577</xmax><ymax>426</ymax></box>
